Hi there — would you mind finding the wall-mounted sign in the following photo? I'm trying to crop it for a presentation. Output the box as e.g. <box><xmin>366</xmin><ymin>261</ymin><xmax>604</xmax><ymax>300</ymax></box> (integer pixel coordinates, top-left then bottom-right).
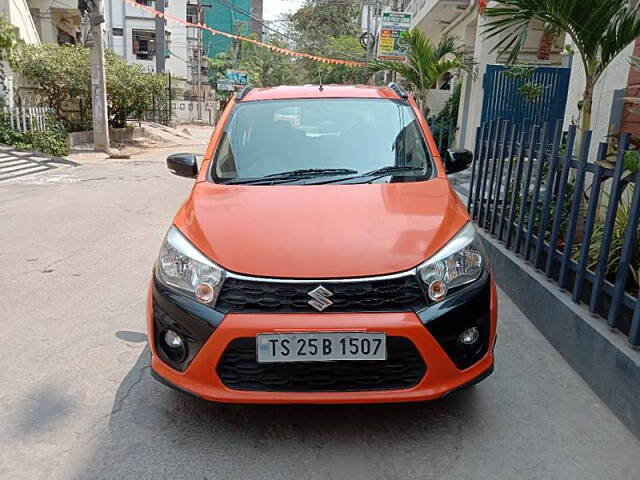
<box><xmin>216</xmin><ymin>78</ymin><xmax>235</xmax><ymax>91</ymax></box>
<box><xmin>377</xmin><ymin>11</ymin><xmax>412</xmax><ymax>62</ymax></box>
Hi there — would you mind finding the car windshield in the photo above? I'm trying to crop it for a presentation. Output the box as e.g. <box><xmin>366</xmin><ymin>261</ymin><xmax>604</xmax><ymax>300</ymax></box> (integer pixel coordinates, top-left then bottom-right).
<box><xmin>210</xmin><ymin>98</ymin><xmax>433</xmax><ymax>184</ymax></box>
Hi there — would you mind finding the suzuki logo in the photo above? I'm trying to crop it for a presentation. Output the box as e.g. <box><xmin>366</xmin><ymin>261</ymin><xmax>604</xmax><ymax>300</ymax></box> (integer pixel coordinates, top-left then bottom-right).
<box><xmin>307</xmin><ymin>285</ymin><xmax>334</xmax><ymax>312</ymax></box>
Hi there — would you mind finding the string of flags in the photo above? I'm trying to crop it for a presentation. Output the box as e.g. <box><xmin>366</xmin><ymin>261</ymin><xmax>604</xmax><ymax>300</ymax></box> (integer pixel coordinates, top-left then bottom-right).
<box><xmin>122</xmin><ymin>0</ymin><xmax>365</xmax><ymax>67</ymax></box>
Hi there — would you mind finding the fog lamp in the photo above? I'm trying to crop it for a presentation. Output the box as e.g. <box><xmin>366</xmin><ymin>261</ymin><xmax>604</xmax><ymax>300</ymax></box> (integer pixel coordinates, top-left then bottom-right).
<box><xmin>459</xmin><ymin>327</ymin><xmax>480</xmax><ymax>345</ymax></box>
<box><xmin>164</xmin><ymin>329</ymin><xmax>184</xmax><ymax>349</ymax></box>
<box><xmin>428</xmin><ymin>280</ymin><xmax>448</xmax><ymax>302</ymax></box>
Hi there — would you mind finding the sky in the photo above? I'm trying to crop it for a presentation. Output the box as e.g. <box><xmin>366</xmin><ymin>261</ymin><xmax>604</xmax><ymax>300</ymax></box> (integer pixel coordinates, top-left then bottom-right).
<box><xmin>263</xmin><ymin>0</ymin><xmax>306</xmax><ymax>21</ymax></box>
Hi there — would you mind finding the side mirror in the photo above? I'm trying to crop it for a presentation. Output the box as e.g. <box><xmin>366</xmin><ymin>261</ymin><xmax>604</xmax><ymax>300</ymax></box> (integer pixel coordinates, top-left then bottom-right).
<box><xmin>167</xmin><ymin>153</ymin><xmax>198</xmax><ymax>178</ymax></box>
<box><xmin>445</xmin><ymin>148</ymin><xmax>473</xmax><ymax>174</ymax></box>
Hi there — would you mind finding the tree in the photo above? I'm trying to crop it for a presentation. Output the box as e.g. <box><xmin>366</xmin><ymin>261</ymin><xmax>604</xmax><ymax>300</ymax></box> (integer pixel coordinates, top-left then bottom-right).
<box><xmin>290</xmin><ymin>1</ymin><xmax>361</xmax><ymax>52</ymax></box>
<box><xmin>16</xmin><ymin>44</ymin><xmax>91</xmax><ymax>127</ymax></box>
<box><xmin>105</xmin><ymin>51</ymin><xmax>168</xmax><ymax>127</ymax></box>
<box><xmin>238</xmin><ymin>38</ymin><xmax>299</xmax><ymax>87</ymax></box>
<box><xmin>369</xmin><ymin>29</ymin><xmax>475</xmax><ymax>116</ymax></box>
<box><xmin>207</xmin><ymin>38</ymin><xmax>299</xmax><ymax>96</ymax></box>
<box><xmin>289</xmin><ymin>1</ymin><xmax>363</xmax><ymax>83</ymax></box>
<box><xmin>314</xmin><ymin>36</ymin><xmax>367</xmax><ymax>85</ymax></box>
<box><xmin>482</xmin><ymin>0</ymin><xmax>640</xmax><ymax>133</ymax></box>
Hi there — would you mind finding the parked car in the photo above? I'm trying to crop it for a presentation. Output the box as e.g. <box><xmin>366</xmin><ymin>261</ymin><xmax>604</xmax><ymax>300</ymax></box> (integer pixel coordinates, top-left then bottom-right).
<box><xmin>148</xmin><ymin>84</ymin><xmax>496</xmax><ymax>403</ymax></box>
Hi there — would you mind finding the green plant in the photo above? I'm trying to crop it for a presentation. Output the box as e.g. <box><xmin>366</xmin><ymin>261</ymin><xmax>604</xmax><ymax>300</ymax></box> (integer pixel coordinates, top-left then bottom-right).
<box><xmin>369</xmin><ymin>29</ymin><xmax>476</xmax><ymax>116</ymax></box>
<box><xmin>430</xmin><ymin>79</ymin><xmax>462</xmax><ymax>148</ymax></box>
<box><xmin>518</xmin><ymin>81</ymin><xmax>547</xmax><ymax>101</ymax></box>
<box><xmin>290</xmin><ymin>1</ymin><xmax>361</xmax><ymax>52</ymax></box>
<box><xmin>314</xmin><ymin>36</ymin><xmax>367</xmax><ymax>85</ymax></box>
<box><xmin>16</xmin><ymin>44</ymin><xmax>91</xmax><ymax>125</ymax></box>
<box><xmin>0</xmin><ymin>114</ymin><xmax>69</xmax><ymax>157</ymax></box>
<box><xmin>16</xmin><ymin>44</ymin><xmax>169</xmax><ymax>129</ymax></box>
<box><xmin>13</xmin><ymin>125</ymin><xmax>70</xmax><ymax>157</ymax></box>
<box><xmin>622</xmin><ymin>150</ymin><xmax>640</xmax><ymax>173</ymax></box>
<box><xmin>106</xmin><ymin>52</ymin><xmax>168</xmax><ymax>127</ymax></box>
<box><xmin>482</xmin><ymin>0</ymin><xmax>640</xmax><ymax>133</ymax></box>
<box><xmin>207</xmin><ymin>34</ymin><xmax>299</xmax><ymax>93</ymax></box>
<box><xmin>573</xmin><ymin>185</ymin><xmax>640</xmax><ymax>294</ymax></box>
<box><xmin>503</xmin><ymin>64</ymin><xmax>535</xmax><ymax>79</ymax></box>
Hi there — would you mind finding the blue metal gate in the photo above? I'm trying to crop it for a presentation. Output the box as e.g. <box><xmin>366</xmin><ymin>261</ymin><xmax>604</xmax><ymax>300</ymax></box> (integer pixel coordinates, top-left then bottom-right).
<box><xmin>480</xmin><ymin>65</ymin><xmax>571</xmax><ymax>131</ymax></box>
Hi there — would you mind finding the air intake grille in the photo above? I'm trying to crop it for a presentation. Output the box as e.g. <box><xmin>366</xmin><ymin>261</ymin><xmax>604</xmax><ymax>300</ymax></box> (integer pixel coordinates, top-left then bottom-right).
<box><xmin>216</xmin><ymin>337</ymin><xmax>426</xmax><ymax>392</ymax></box>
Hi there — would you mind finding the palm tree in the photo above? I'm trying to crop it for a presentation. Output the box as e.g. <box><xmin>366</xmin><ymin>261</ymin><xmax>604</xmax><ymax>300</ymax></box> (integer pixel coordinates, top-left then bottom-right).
<box><xmin>369</xmin><ymin>29</ymin><xmax>475</xmax><ymax>116</ymax></box>
<box><xmin>482</xmin><ymin>0</ymin><xmax>640</xmax><ymax>133</ymax></box>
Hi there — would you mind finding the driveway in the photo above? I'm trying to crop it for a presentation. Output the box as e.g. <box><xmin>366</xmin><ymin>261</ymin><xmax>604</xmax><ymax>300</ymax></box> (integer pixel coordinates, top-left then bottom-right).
<box><xmin>0</xmin><ymin>140</ymin><xmax>639</xmax><ymax>479</ymax></box>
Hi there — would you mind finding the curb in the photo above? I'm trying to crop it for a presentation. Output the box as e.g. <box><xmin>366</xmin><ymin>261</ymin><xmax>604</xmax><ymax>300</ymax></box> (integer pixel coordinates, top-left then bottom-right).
<box><xmin>478</xmin><ymin>228</ymin><xmax>640</xmax><ymax>439</ymax></box>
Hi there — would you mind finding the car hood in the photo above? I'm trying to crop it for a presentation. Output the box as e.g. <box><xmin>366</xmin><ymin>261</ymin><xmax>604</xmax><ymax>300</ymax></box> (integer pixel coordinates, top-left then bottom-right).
<box><xmin>174</xmin><ymin>179</ymin><xmax>469</xmax><ymax>278</ymax></box>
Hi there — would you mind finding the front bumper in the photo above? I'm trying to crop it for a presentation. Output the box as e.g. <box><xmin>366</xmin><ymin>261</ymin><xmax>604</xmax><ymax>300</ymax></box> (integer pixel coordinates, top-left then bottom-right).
<box><xmin>147</xmin><ymin>276</ymin><xmax>497</xmax><ymax>404</ymax></box>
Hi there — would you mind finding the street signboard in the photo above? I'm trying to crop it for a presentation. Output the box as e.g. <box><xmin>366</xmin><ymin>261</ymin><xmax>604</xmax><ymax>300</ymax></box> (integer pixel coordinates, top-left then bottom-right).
<box><xmin>377</xmin><ymin>11</ymin><xmax>412</xmax><ymax>62</ymax></box>
<box><xmin>225</xmin><ymin>69</ymin><xmax>248</xmax><ymax>87</ymax></box>
<box><xmin>216</xmin><ymin>78</ymin><xmax>235</xmax><ymax>91</ymax></box>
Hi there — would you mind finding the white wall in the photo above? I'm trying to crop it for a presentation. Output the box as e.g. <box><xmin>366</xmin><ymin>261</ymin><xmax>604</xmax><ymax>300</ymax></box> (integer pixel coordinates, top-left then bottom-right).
<box><xmin>426</xmin><ymin>89</ymin><xmax>451</xmax><ymax>116</ymax></box>
<box><xmin>563</xmin><ymin>37</ymin><xmax>635</xmax><ymax>155</ymax></box>
<box><xmin>172</xmin><ymin>100</ymin><xmax>217</xmax><ymax>124</ymax></box>
<box><xmin>3</xmin><ymin>0</ymin><xmax>40</xmax><ymax>45</ymax></box>
<box><xmin>457</xmin><ymin>12</ymin><xmax>499</xmax><ymax>150</ymax></box>
<box><xmin>2</xmin><ymin>0</ymin><xmax>40</xmax><ymax>106</ymax></box>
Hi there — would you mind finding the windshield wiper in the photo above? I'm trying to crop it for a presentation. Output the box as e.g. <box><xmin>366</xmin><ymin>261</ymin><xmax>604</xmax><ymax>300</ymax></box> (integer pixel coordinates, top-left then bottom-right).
<box><xmin>225</xmin><ymin>168</ymin><xmax>358</xmax><ymax>185</ymax></box>
<box><xmin>260</xmin><ymin>168</ymin><xmax>358</xmax><ymax>179</ymax></box>
<box><xmin>361</xmin><ymin>165</ymin><xmax>425</xmax><ymax>177</ymax></box>
<box><xmin>314</xmin><ymin>165</ymin><xmax>426</xmax><ymax>184</ymax></box>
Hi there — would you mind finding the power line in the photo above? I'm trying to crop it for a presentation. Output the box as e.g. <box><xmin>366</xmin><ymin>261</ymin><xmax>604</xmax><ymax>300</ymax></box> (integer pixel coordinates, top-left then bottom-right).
<box><xmin>212</xmin><ymin>0</ymin><xmax>366</xmax><ymax>63</ymax></box>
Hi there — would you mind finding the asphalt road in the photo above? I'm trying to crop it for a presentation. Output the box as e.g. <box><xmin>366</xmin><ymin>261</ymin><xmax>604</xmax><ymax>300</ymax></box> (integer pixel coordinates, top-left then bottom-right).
<box><xmin>1</xmin><ymin>140</ymin><xmax>639</xmax><ymax>480</ymax></box>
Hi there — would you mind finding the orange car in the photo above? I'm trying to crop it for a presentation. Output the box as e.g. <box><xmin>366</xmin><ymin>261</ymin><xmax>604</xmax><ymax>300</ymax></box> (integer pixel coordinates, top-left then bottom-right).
<box><xmin>148</xmin><ymin>84</ymin><xmax>497</xmax><ymax>404</ymax></box>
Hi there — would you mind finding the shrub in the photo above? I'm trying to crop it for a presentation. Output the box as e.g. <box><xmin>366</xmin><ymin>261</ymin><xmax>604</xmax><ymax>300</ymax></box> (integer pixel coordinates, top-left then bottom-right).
<box><xmin>0</xmin><ymin>113</ymin><xmax>70</xmax><ymax>156</ymax></box>
<box><xmin>14</xmin><ymin>125</ymin><xmax>70</xmax><ymax>157</ymax></box>
<box><xmin>15</xmin><ymin>44</ymin><xmax>168</xmax><ymax>129</ymax></box>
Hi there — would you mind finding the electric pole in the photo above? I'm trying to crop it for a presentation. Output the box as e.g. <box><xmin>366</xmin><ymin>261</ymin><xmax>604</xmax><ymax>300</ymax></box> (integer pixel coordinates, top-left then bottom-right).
<box><xmin>82</xmin><ymin>0</ymin><xmax>110</xmax><ymax>154</ymax></box>
<box><xmin>196</xmin><ymin>0</ymin><xmax>203</xmax><ymax>122</ymax></box>
<box><xmin>155</xmin><ymin>0</ymin><xmax>166</xmax><ymax>73</ymax></box>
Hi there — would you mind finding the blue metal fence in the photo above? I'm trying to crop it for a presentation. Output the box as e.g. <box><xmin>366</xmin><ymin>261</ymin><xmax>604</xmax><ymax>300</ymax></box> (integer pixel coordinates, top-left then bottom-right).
<box><xmin>469</xmin><ymin>119</ymin><xmax>640</xmax><ymax>347</ymax></box>
<box><xmin>480</xmin><ymin>65</ymin><xmax>571</xmax><ymax>134</ymax></box>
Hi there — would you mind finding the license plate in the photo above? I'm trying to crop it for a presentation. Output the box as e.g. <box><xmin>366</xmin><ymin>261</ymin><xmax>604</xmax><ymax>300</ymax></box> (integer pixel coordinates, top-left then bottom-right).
<box><xmin>256</xmin><ymin>332</ymin><xmax>387</xmax><ymax>363</ymax></box>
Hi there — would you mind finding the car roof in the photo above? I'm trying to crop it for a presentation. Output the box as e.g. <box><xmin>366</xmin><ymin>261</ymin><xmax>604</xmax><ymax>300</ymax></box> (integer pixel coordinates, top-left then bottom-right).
<box><xmin>238</xmin><ymin>85</ymin><xmax>403</xmax><ymax>102</ymax></box>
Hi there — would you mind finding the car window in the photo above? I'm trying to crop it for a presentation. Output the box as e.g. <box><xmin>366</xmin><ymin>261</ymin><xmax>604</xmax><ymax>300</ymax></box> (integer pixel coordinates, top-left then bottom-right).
<box><xmin>211</xmin><ymin>98</ymin><xmax>434</xmax><ymax>184</ymax></box>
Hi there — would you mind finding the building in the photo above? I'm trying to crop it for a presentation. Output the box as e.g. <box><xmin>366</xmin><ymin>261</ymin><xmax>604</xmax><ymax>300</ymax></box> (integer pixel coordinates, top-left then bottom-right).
<box><xmin>104</xmin><ymin>0</ymin><xmax>217</xmax><ymax>121</ymax></box>
<box><xmin>2</xmin><ymin>0</ymin><xmax>41</xmax><ymax>46</ymax></box>
<box><xmin>27</xmin><ymin>0</ymin><xmax>82</xmax><ymax>45</ymax></box>
<box><xmin>104</xmin><ymin>0</ymin><xmax>189</xmax><ymax>79</ymax></box>
<box><xmin>408</xmin><ymin>0</ymin><xmax>565</xmax><ymax>149</ymax></box>
<box><xmin>408</xmin><ymin>0</ymin><xmax>639</xmax><ymax>152</ymax></box>
<box><xmin>1</xmin><ymin>0</ymin><xmax>40</xmax><ymax>106</ymax></box>
<box><xmin>202</xmin><ymin>0</ymin><xmax>262</xmax><ymax>58</ymax></box>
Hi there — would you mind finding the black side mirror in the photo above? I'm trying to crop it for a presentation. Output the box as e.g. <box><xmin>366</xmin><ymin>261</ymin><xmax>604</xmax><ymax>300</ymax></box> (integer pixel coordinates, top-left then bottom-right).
<box><xmin>445</xmin><ymin>148</ymin><xmax>473</xmax><ymax>174</ymax></box>
<box><xmin>167</xmin><ymin>153</ymin><xmax>198</xmax><ymax>178</ymax></box>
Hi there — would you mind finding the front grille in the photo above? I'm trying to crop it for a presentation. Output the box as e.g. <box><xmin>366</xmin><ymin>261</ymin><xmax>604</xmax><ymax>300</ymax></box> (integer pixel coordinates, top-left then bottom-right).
<box><xmin>216</xmin><ymin>274</ymin><xmax>427</xmax><ymax>312</ymax></box>
<box><xmin>216</xmin><ymin>337</ymin><xmax>426</xmax><ymax>392</ymax></box>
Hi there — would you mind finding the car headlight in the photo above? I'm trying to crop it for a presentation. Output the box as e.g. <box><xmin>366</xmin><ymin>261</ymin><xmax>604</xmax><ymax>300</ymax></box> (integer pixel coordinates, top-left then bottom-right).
<box><xmin>417</xmin><ymin>222</ymin><xmax>484</xmax><ymax>302</ymax></box>
<box><xmin>156</xmin><ymin>226</ymin><xmax>226</xmax><ymax>304</ymax></box>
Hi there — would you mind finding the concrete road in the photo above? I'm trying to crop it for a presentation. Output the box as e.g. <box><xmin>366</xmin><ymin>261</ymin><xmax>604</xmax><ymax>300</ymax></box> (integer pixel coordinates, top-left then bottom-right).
<box><xmin>1</xmin><ymin>139</ymin><xmax>639</xmax><ymax>480</ymax></box>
